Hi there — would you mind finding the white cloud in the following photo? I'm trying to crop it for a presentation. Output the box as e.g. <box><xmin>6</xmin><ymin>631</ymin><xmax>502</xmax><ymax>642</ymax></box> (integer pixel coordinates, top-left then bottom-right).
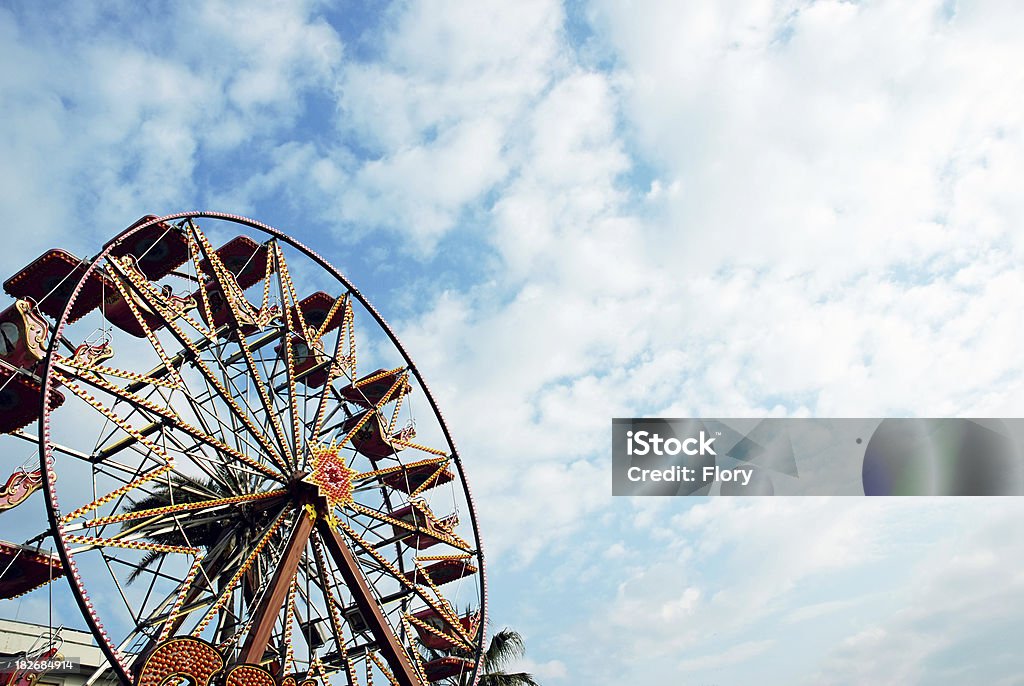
<box><xmin>0</xmin><ymin>1</ymin><xmax>343</xmax><ymax>267</ymax></box>
<box><xmin>808</xmin><ymin>501</ymin><xmax>1024</xmax><ymax>685</ymax></box>
<box><xmin>561</xmin><ymin>498</ymin><xmax>1024</xmax><ymax>685</ymax></box>
<box><xmin>361</xmin><ymin>0</ymin><xmax>1024</xmax><ymax>580</ymax></box>
<box><xmin>782</xmin><ymin>597</ymin><xmax>862</xmax><ymax>625</ymax></box>
<box><xmin>338</xmin><ymin>116</ymin><xmax>509</xmax><ymax>247</ymax></box>
<box><xmin>677</xmin><ymin>639</ymin><xmax>775</xmax><ymax>673</ymax></box>
<box><xmin>338</xmin><ymin>0</ymin><xmax>565</xmax><ymax>150</ymax></box>
<box><xmin>312</xmin><ymin>0</ymin><xmax>571</xmax><ymax>248</ymax></box>
<box><xmin>588</xmin><ymin>0</ymin><xmax>1024</xmax><ymax>279</ymax></box>
<box><xmin>512</xmin><ymin>657</ymin><xmax>569</xmax><ymax>681</ymax></box>
<box><xmin>590</xmin><ymin>499</ymin><xmax>904</xmax><ymax>660</ymax></box>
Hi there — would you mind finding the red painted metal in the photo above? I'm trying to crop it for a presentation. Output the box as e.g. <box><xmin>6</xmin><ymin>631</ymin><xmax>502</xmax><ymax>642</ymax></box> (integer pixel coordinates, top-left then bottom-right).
<box><xmin>109</xmin><ymin>216</ymin><xmax>188</xmax><ymax>281</ymax></box>
<box><xmin>382</xmin><ymin>463</ymin><xmax>454</xmax><ymax>495</ymax></box>
<box><xmin>237</xmin><ymin>510</ymin><xmax>316</xmax><ymax>665</ymax></box>
<box><xmin>3</xmin><ymin>249</ymin><xmax>106</xmax><ymax>323</ymax></box>
<box><xmin>199</xmin><ymin>236</ymin><xmax>272</xmax><ymax>290</ymax></box>
<box><xmin>403</xmin><ymin>558</ymin><xmax>477</xmax><ymax>587</ymax></box>
<box><xmin>0</xmin><ymin>365</ymin><xmax>64</xmax><ymax>434</ymax></box>
<box><xmin>423</xmin><ymin>657</ymin><xmax>474</xmax><ymax>682</ymax></box>
<box><xmin>339</xmin><ymin>368</ymin><xmax>410</xmax><ymax>409</ymax></box>
<box><xmin>0</xmin><ymin>541</ymin><xmax>64</xmax><ymax>599</ymax></box>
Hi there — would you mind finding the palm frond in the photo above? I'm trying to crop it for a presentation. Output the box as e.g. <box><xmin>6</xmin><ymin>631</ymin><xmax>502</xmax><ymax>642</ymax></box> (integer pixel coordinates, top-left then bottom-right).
<box><xmin>126</xmin><ymin>548</ymin><xmax>165</xmax><ymax>583</ymax></box>
<box><xmin>483</xmin><ymin>629</ymin><xmax>527</xmax><ymax>672</ymax></box>
<box><xmin>119</xmin><ymin>474</ymin><xmax>256</xmax><ymax>584</ymax></box>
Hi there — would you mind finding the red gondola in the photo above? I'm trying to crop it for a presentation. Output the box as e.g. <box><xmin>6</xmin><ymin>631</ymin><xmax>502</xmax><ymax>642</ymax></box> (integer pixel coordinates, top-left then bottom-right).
<box><xmin>199</xmin><ymin>236</ymin><xmax>272</xmax><ymax>290</ymax></box>
<box><xmin>0</xmin><ymin>542</ymin><xmax>64</xmax><ymax>600</ymax></box>
<box><xmin>403</xmin><ymin>558</ymin><xmax>477</xmax><ymax>587</ymax></box>
<box><xmin>0</xmin><ymin>638</ymin><xmax>62</xmax><ymax>686</ymax></box>
<box><xmin>291</xmin><ymin>291</ymin><xmax>346</xmax><ymax>334</ymax></box>
<box><xmin>423</xmin><ymin>657</ymin><xmax>474</xmax><ymax>682</ymax></box>
<box><xmin>194</xmin><ymin>280</ymin><xmax>234</xmax><ymax>330</ymax></box>
<box><xmin>388</xmin><ymin>503</ymin><xmax>456</xmax><ymax>550</ymax></box>
<box><xmin>339</xmin><ymin>368</ymin><xmax>410</xmax><ymax>409</ymax></box>
<box><xmin>411</xmin><ymin>608</ymin><xmax>479</xmax><ymax>651</ymax></box>
<box><xmin>0</xmin><ymin>366</ymin><xmax>64</xmax><ymax>434</ymax></box>
<box><xmin>109</xmin><ymin>215</ymin><xmax>188</xmax><ymax>280</ymax></box>
<box><xmin>3</xmin><ymin>249</ymin><xmax>105</xmax><ymax>323</ymax></box>
<box><xmin>192</xmin><ymin>280</ymin><xmax>276</xmax><ymax>336</ymax></box>
<box><xmin>342</xmin><ymin>413</ymin><xmax>410</xmax><ymax>459</ymax></box>
<box><xmin>381</xmin><ymin>462</ymin><xmax>454</xmax><ymax>494</ymax></box>
<box><xmin>273</xmin><ymin>292</ymin><xmax>347</xmax><ymax>387</ymax></box>
<box><xmin>275</xmin><ymin>336</ymin><xmax>330</xmax><ymax>387</ymax></box>
<box><xmin>101</xmin><ymin>282</ymin><xmax>195</xmax><ymax>338</ymax></box>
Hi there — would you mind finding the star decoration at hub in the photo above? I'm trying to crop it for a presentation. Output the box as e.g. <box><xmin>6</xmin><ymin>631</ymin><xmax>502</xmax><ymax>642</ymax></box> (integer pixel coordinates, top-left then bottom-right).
<box><xmin>303</xmin><ymin>443</ymin><xmax>357</xmax><ymax>512</ymax></box>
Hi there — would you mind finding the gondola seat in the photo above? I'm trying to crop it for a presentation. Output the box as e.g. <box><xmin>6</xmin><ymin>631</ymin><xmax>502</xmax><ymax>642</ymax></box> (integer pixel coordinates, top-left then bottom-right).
<box><xmin>109</xmin><ymin>216</ymin><xmax>188</xmax><ymax>280</ymax></box>
<box><xmin>422</xmin><ymin>657</ymin><xmax>474</xmax><ymax>682</ymax></box>
<box><xmin>199</xmin><ymin>236</ymin><xmax>272</xmax><ymax>290</ymax></box>
<box><xmin>403</xmin><ymin>558</ymin><xmax>477</xmax><ymax>587</ymax></box>
<box><xmin>4</xmin><ymin>249</ymin><xmax>105</xmax><ymax>323</ymax></box>
<box><xmin>381</xmin><ymin>462</ymin><xmax>454</xmax><ymax>494</ymax></box>
<box><xmin>0</xmin><ymin>541</ymin><xmax>64</xmax><ymax>599</ymax></box>
<box><xmin>0</xmin><ymin>366</ymin><xmax>64</xmax><ymax>434</ymax></box>
<box><xmin>339</xmin><ymin>368</ymin><xmax>410</xmax><ymax>409</ymax></box>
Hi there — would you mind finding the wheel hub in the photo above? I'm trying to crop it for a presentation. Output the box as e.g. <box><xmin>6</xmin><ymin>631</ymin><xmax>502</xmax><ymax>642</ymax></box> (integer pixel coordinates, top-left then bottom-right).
<box><xmin>302</xmin><ymin>444</ymin><xmax>357</xmax><ymax>511</ymax></box>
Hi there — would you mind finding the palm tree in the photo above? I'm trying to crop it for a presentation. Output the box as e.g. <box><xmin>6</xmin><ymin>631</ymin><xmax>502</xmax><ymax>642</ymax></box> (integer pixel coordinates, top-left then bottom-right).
<box><xmin>415</xmin><ymin>623</ymin><xmax>540</xmax><ymax>686</ymax></box>
<box><xmin>121</xmin><ymin>473</ymin><xmax>278</xmax><ymax>581</ymax></box>
<box><xmin>471</xmin><ymin>628</ymin><xmax>540</xmax><ymax>686</ymax></box>
<box><xmin>120</xmin><ymin>473</ymin><xmax>283</xmax><ymax>644</ymax></box>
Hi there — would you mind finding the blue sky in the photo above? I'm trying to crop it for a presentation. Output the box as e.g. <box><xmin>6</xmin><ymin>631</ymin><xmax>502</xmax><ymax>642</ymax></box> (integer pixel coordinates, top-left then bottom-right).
<box><xmin>2</xmin><ymin>1</ymin><xmax>1024</xmax><ymax>684</ymax></box>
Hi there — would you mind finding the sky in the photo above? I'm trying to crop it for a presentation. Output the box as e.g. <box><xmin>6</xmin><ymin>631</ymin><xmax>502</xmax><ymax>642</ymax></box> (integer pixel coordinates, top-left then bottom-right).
<box><xmin>1</xmin><ymin>1</ymin><xmax>1024</xmax><ymax>684</ymax></box>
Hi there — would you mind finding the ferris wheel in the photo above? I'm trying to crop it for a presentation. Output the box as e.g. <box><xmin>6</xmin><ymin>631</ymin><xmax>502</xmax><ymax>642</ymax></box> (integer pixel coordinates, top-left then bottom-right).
<box><xmin>0</xmin><ymin>213</ymin><xmax>486</xmax><ymax>686</ymax></box>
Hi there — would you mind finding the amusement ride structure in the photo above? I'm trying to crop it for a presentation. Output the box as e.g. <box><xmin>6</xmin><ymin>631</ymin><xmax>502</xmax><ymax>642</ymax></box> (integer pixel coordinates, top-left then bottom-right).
<box><xmin>0</xmin><ymin>213</ymin><xmax>486</xmax><ymax>686</ymax></box>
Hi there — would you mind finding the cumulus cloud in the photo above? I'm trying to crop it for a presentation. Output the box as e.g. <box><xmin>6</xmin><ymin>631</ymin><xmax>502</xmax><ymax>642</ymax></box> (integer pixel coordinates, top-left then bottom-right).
<box><xmin>375</xmin><ymin>0</ymin><xmax>1024</xmax><ymax>584</ymax></box>
<box><xmin>0</xmin><ymin>0</ymin><xmax>342</xmax><ymax>265</ymax></box>
<box><xmin>808</xmin><ymin>501</ymin><xmax>1024</xmax><ymax>685</ymax></box>
<box><xmin>559</xmin><ymin>498</ymin><xmax>1024</xmax><ymax>686</ymax></box>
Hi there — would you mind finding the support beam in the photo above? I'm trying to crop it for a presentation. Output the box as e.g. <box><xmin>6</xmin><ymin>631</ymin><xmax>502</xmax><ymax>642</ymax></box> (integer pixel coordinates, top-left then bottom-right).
<box><xmin>317</xmin><ymin>520</ymin><xmax>421</xmax><ymax>686</ymax></box>
<box><xmin>238</xmin><ymin>508</ymin><xmax>316</xmax><ymax>664</ymax></box>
